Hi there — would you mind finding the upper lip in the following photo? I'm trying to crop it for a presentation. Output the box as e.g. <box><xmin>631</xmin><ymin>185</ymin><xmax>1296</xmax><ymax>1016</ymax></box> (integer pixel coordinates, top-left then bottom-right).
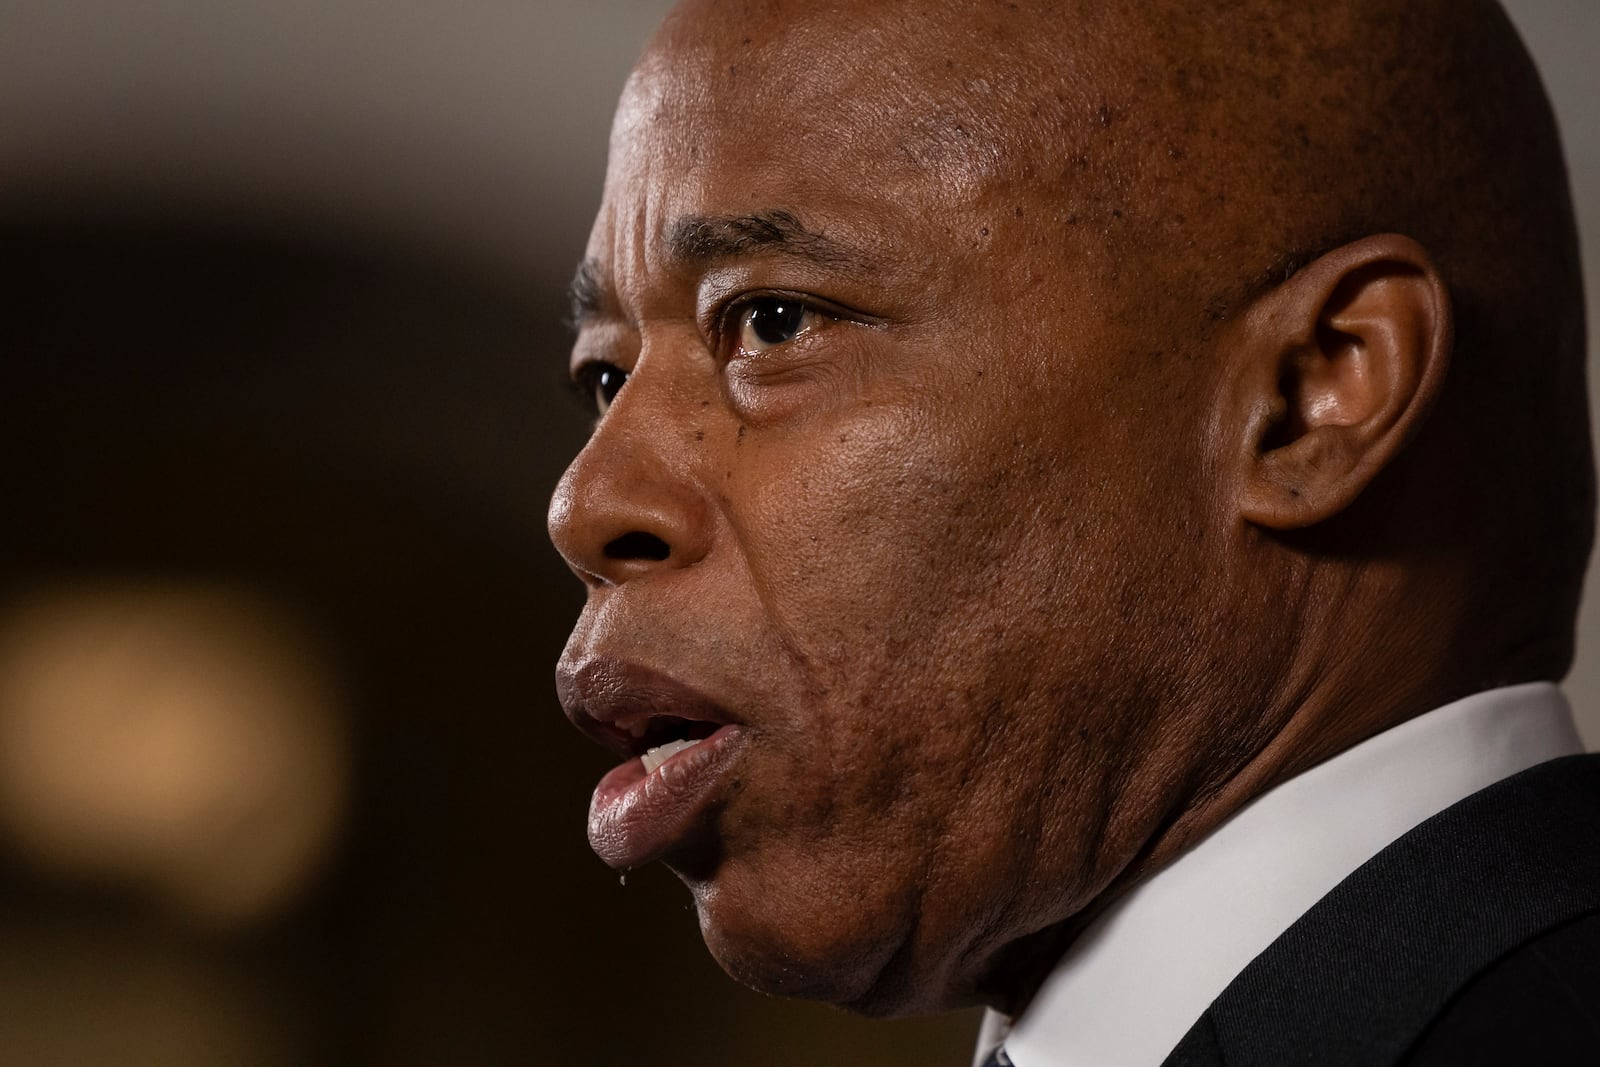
<box><xmin>556</xmin><ymin>656</ymin><xmax>738</xmax><ymax>759</ymax></box>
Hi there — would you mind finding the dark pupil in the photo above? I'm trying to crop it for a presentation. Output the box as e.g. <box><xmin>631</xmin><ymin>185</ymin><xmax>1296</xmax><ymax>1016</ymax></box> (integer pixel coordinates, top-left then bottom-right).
<box><xmin>751</xmin><ymin>300</ymin><xmax>806</xmax><ymax>345</ymax></box>
<box><xmin>596</xmin><ymin>367</ymin><xmax>626</xmax><ymax>406</ymax></box>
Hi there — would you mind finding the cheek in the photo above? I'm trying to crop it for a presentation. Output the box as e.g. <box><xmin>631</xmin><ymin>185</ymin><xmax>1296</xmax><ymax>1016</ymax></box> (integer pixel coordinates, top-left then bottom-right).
<box><xmin>735</xmin><ymin>407</ymin><xmax>1007</xmax><ymax>664</ymax></box>
<box><xmin>688</xmin><ymin>404</ymin><xmax>1106</xmax><ymax>999</ymax></box>
<box><xmin>730</xmin><ymin>404</ymin><xmax>1000</xmax><ymax>761</ymax></box>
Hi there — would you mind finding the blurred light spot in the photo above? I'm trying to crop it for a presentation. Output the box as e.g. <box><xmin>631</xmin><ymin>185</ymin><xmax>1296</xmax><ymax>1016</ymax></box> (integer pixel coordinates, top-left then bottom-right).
<box><xmin>0</xmin><ymin>582</ymin><xmax>348</xmax><ymax>928</ymax></box>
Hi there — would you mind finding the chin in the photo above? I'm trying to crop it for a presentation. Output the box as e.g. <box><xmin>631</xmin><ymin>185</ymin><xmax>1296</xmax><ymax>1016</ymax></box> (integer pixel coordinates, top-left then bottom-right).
<box><xmin>685</xmin><ymin>862</ymin><xmax>944</xmax><ymax>1018</ymax></box>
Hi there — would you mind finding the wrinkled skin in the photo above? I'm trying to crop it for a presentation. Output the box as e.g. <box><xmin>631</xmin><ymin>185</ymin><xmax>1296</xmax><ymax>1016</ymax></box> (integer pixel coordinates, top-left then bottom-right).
<box><xmin>550</xmin><ymin>0</ymin><xmax>1590</xmax><ymax>1018</ymax></box>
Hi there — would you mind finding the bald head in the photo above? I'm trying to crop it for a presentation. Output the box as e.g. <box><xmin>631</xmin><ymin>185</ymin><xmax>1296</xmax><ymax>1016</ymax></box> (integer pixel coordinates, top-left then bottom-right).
<box><xmin>555</xmin><ymin>0</ymin><xmax>1590</xmax><ymax>1016</ymax></box>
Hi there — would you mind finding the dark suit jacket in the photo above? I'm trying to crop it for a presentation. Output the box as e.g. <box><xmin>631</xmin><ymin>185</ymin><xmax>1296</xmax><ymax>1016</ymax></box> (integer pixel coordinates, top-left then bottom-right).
<box><xmin>1162</xmin><ymin>754</ymin><xmax>1600</xmax><ymax>1066</ymax></box>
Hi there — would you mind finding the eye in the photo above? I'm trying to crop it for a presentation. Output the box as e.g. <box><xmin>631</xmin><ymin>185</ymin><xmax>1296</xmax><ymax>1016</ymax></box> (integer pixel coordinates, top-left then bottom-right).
<box><xmin>735</xmin><ymin>297</ymin><xmax>819</xmax><ymax>355</ymax></box>
<box><xmin>574</xmin><ymin>362</ymin><xmax>629</xmax><ymax>415</ymax></box>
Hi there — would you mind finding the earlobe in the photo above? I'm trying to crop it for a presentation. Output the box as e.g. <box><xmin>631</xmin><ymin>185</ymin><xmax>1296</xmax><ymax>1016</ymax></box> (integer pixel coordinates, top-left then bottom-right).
<box><xmin>1233</xmin><ymin>234</ymin><xmax>1453</xmax><ymax>530</ymax></box>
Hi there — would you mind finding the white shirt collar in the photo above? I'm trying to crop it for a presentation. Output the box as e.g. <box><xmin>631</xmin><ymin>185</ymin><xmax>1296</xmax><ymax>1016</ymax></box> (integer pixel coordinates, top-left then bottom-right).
<box><xmin>977</xmin><ymin>682</ymin><xmax>1584</xmax><ymax>1067</ymax></box>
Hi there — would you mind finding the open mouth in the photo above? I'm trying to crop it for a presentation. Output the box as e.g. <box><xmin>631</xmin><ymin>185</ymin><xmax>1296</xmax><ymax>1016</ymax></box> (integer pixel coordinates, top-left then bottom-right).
<box><xmin>557</xmin><ymin>658</ymin><xmax>750</xmax><ymax>868</ymax></box>
<box><xmin>558</xmin><ymin>657</ymin><xmax>739</xmax><ymax>763</ymax></box>
<box><xmin>631</xmin><ymin>716</ymin><xmax>723</xmax><ymax>775</ymax></box>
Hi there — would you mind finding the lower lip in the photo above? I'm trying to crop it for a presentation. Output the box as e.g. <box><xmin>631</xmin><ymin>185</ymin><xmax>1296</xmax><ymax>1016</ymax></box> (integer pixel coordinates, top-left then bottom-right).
<box><xmin>588</xmin><ymin>724</ymin><xmax>746</xmax><ymax>869</ymax></box>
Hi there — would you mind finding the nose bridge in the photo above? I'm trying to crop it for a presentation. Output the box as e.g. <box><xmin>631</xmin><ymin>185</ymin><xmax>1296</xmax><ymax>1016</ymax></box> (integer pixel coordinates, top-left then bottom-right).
<box><xmin>548</xmin><ymin>361</ymin><xmax>714</xmax><ymax>586</ymax></box>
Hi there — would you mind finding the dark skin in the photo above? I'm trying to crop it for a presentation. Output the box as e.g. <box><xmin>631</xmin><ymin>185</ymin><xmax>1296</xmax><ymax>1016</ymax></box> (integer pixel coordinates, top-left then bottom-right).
<box><xmin>549</xmin><ymin>0</ymin><xmax>1592</xmax><ymax>1019</ymax></box>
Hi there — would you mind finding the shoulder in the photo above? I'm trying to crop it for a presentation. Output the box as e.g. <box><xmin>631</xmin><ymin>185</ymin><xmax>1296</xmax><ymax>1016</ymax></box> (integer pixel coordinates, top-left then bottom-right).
<box><xmin>1185</xmin><ymin>755</ymin><xmax>1600</xmax><ymax>1066</ymax></box>
<box><xmin>1403</xmin><ymin>911</ymin><xmax>1600</xmax><ymax>1065</ymax></box>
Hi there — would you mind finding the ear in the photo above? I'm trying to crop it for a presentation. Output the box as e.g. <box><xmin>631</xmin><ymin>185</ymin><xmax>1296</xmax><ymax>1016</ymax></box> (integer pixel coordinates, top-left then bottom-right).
<box><xmin>1228</xmin><ymin>234</ymin><xmax>1453</xmax><ymax>530</ymax></box>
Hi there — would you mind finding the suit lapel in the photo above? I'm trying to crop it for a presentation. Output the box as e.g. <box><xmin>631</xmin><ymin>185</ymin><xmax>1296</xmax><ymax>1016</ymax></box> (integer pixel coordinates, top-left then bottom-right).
<box><xmin>1160</xmin><ymin>753</ymin><xmax>1600</xmax><ymax>1067</ymax></box>
<box><xmin>1162</xmin><ymin>1010</ymin><xmax>1227</xmax><ymax>1066</ymax></box>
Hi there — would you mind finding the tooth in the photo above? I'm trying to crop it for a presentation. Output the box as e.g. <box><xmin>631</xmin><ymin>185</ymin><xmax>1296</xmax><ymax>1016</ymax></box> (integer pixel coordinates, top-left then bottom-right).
<box><xmin>640</xmin><ymin>737</ymin><xmax>702</xmax><ymax>775</ymax></box>
<box><xmin>627</xmin><ymin>720</ymin><xmax>649</xmax><ymax>739</ymax></box>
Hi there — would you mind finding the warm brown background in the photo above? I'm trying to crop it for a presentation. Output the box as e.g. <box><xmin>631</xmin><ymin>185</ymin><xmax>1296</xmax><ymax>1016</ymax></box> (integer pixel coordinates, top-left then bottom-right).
<box><xmin>0</xmin><ymin>2</ymin><xmax>1594</xmax><ymax>1064</ymax></box>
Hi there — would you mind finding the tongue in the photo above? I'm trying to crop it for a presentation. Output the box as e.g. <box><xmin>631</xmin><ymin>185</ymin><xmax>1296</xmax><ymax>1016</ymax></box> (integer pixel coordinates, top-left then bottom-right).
<box><xmin>640</xmin><ymin>737</ymin><xmax>702</xmax><ymax>775</ymax></box>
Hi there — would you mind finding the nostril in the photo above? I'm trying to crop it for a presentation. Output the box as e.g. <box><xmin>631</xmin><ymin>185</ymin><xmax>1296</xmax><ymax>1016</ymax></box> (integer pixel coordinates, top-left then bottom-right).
<box><xmin>604</xmin><ymin>531</ymin><xmax>671</xmax><ymax>562</ymax></box>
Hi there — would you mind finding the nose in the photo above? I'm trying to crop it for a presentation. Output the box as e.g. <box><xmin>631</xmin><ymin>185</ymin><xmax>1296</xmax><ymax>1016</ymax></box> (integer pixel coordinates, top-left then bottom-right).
<box><xmin>548</xmin><ymin>392</ymin><xmax>714</xmax><ymax>587</ymax></box>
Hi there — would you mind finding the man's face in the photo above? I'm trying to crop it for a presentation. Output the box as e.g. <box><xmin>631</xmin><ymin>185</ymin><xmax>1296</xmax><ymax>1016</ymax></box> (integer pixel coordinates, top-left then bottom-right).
<box><xmin>550</xmin><ymin>1</ymin><xmax>1233</xmax><ymax>1014</ymax></box>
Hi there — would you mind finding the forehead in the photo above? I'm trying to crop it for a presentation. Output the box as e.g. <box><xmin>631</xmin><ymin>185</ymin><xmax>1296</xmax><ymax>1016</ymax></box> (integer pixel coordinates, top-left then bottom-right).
<box><xmin>593</xmin><ymin>1</ymin><xmax>1098</xmax><ymax>260</ymax></box>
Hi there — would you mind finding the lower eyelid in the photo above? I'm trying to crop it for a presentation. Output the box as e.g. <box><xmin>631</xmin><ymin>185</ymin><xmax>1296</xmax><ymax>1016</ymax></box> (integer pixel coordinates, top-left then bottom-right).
<box><xmin>727</xmin><ymin>352</ymin><xmax>843</xmax><ymax>391</ymax></box>
<box><xmin>732</xmin><ymin>320</ymin><xmax>853</xmax><ymax>371</ymax></box>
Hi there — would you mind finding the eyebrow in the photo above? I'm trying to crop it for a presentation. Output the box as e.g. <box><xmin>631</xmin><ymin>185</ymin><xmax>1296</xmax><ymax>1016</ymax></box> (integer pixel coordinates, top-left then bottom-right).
<box><xmin>568</xmin><ymin>258</ymin><xmax>606</xmax><ymax>330</ymax></box>
<box><xmin>566</xmin><ymin>210</ymin><xmax>878</xmax><ymax>330</ymax></box>
<box><xmin>665</xmin><ymin>210</ymin><xmax>872</xmax><ymax>272</ymax></box>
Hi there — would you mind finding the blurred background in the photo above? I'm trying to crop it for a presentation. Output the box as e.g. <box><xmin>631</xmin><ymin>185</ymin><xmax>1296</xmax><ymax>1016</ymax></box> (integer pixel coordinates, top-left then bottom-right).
<box><xmin>0</xmin><ymin>1</ymin><xmax>1595</xmax><ymax>1064</ymax></box>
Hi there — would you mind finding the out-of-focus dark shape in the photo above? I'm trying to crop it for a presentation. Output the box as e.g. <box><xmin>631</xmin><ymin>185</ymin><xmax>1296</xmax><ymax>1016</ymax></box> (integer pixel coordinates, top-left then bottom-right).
<box><xmin>0</xmin><ymin>206</ymin><xmax>583</xmax><ymax>1065</ymax></box>
<box><xmin>0</xmin><ymin>917</ymin><xmax>302</xmax><ymax>1067</ymax></box>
